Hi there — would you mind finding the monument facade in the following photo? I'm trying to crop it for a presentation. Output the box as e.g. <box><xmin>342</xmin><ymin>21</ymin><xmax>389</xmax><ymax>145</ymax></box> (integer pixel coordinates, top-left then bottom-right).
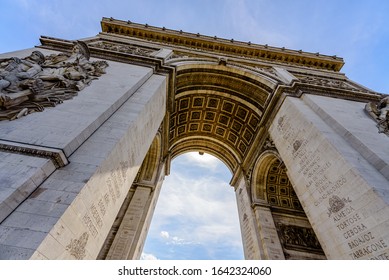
<box><xmin>0</xmin><ymin>17</ymin><xmax>388</xmax><ymax>260</ymax></box>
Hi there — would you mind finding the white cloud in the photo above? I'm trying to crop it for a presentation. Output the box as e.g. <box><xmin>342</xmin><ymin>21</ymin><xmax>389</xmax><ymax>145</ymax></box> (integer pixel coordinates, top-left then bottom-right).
<box><xmin>160</xmin><ymin>231</ymin><xmax>169</xmax><ymax>239</ymax></box>
<box><xmin>140</xmin><ymin>252</ymin><xmax>158</xmax><ymax>260</ymax></box>
<box><xmin>180</xmin><ymin>152</ymin><xmax>222</xmax><ymax>171</ymax></box>
<box><xmin>143</xmin><ymin>153</ymin><xmax>244</xmax><ymax>259</ymax></box>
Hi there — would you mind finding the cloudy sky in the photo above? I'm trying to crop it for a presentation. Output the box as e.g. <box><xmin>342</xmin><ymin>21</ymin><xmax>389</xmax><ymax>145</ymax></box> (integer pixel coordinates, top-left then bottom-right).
<box><xmin>142</xmin><ymin>152</ymin><xmax>243</xmax><ymax>260</ymax></box>
<box><xmin>1</xmin><ymin>0</ymin><xmax>389</xmax><ymax>260</ymax></box>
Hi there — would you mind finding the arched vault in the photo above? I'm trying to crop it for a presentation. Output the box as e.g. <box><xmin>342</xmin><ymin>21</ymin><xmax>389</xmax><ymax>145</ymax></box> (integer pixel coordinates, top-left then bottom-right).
<box><xmin>167</xmin><ymin>60</ymin><xmax>281</xmax><ymax>173</ymax></box>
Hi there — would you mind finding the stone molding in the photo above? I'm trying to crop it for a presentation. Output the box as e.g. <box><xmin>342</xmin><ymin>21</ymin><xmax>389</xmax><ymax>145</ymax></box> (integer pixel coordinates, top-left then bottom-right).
<box><xmin>101</xmin><ymin>17</ymin><xmax>344</xmax><ymax>72</ymax></box>
<box><xmin>0</xmin><ymin>140</ymin><xmax>68</xmax><ymax>167</ymax></box>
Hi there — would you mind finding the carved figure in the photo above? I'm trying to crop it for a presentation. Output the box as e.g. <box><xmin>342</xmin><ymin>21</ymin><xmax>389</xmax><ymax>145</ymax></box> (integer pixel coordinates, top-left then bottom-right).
<box><xmin>279</xmin><ymin>224</ymin><xmax>322</xmax><ymax>250</ymax></box>
<box><xmin>0</xmin><ymin>42</ymin><xmax>108</xmax><ymax>120</ymax></box>
<box><xmin>0</xmin><ymin>51</ymin><xmax>46</xmax><ymax>108</ymax></box>
<box><xmin>365</xmin><ymin>95</ymin><xmax>389</xmax><ymax>135</ymax></box>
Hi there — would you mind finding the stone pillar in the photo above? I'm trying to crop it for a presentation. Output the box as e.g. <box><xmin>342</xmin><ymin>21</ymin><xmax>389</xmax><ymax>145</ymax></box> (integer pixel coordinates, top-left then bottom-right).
<box><xmin>106</xmin><ymin>163</ymin><xmax>165</xmax><ymax>260</ymax></box>
<box><xmin>252</xmin><ymin>203</ymin><xmax>285</xmax><ymax>259</ymax></box>
<box><xmin>234</xmin><ymin>176</ymin><xmax>263</xmax><ymax>259</ymax></box>
<box><xmin>269</xmin><ymin>94</ymin><xmax>389</xmax><ymax>260</ymax></box>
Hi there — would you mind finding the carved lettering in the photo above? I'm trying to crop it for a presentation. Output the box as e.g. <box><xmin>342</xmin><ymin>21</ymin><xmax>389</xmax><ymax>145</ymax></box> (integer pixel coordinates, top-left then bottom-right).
<box><xmin>349</xmin><ymin>239</ymin><xmax>388</xmax><ymax>259</ymax></box>
<box><xmin>343</xmin><ymin>223</ymin><xmax>367</xmax><ymax>239</ymax></box>
<box><xmin>98</xmin><ymin>199</ymin><xmax>106</xmax><ymax>216</ymax></box>
<box><xmin>82</xmin><ymin>213</ymin><xmax>98</xmax><ymax>238</ymax></box>
<box><xmin>90</xmin><ymin>204</ymin><xmax>103</xmax><ymax>228</ymax></box>
<box><xmin>332</xmin><ymin>206</ymin><xmax>355</xmax><ymax>222</ymax></box>
<box><xmin>104</xmin><ymin>192</ymin><xmax>110</xmax><ymax>205</ymax></box>
<box><xmin>106</xmin><ymin>177</ymin><xmax>116</xmax><ymax>204</ymax></box>
<box><xmin>370</xmin><ymin>252</ymin><xmax>389</xmax><ymax>260</ymax></box>
<box><xmin>348</xmin><ymin>232</ymin><xmax>375</xmax><ymax>249</ymax></box>
<box><xmin>336</xmin><ymin>213</ymin><xmax>361</xmax><ymax>230</ymax></box>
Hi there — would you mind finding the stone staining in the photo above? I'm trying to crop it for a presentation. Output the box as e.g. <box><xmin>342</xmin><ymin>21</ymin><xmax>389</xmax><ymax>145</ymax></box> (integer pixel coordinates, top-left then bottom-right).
<box><xmin>0</xmin><ymin>41</ymin><xmax>108</xmax><ymax>120</ymax></box>
<box><xmin>66</xmin><ymin>232</ymin><xmax>89</xmax><ymax>260</ymax></box>
<box><xmin>365</xmin><ymin>95</ymin><xmax>389</xmax><ymax>135</ymax></box>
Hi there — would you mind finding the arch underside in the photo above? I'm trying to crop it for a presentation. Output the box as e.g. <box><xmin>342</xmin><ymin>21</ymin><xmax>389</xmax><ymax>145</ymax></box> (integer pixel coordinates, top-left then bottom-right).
<box><xmin>168</xmin><ymin>62</ymin><xmax>276</xmax><ymax>172</ymax></box>
<box><xmin>166</xmin><ymin>61</ymin><xmax>326</xmax><ymax>259</ymax></box>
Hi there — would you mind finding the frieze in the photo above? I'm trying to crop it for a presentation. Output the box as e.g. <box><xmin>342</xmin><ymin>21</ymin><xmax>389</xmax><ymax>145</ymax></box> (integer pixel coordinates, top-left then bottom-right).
<box><xmin>0</xmin><ymin>41</ymin><xmax>108</xmax><ymax>120</ymax></box>
<box><xmin>365</xmin><ymin>95</ymin><xmax>389</xmax><ymax>135</ymax></box>
<box><xmin>296</xmin><ymin>75</ymin><xmax>369</xmax><ymax>93</ymax></box>
<box><xmin>66</xmin><ymin>232</ymin><xmax>89</xmax><ymax>260</ymax></box>
<box><xmin>277</xmin><ymin>223</ymin><xmax>323</xmax><ymax>252</ymax></box>
<box><xmin>90</xmin><ymin>41</ymin><xmax>156</xmax><ymax>56</ymax></box>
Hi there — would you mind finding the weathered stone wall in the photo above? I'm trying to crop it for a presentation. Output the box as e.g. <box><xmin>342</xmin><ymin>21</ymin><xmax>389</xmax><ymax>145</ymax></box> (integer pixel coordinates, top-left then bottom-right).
<box><xmin>269</xmin><ymin>94</ymin><xmax>389</xmax><ymax>260</ymax></box>
<box><xmin>0</xmin><ymin>49</ymin><xmax>167</xmax><ymax>259</ymax></box>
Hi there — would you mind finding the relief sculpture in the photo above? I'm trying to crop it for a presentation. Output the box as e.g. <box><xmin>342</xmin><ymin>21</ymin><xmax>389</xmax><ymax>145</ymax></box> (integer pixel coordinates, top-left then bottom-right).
<box><xmin>277</xmin><ymin>223</ymin><xmax>323</xmax><ymax>252</ymax></box>
<box><xmin>365</xmin><ymin>95</ymin><xmax>389</xmax><ymax>135</ymax></box>
<box><xmin>0</xmin><ymin>41</ymin><xmax>108</xmax><ymax>120</ymax></box>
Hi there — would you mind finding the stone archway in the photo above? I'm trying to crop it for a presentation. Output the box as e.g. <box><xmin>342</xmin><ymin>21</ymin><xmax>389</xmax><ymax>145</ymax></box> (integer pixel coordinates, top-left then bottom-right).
<box><xmin>252</xmin><ymin>150</ymin><xmax>325</xmax><ymax>259</ymax></box>
<box><xmin>167</xmin><ymin>60</ymin><xmax>282</xmax><ymax>174</ymax></box>
<box><xmin>2</xmin><ymin>18</ymin><xmax>388</xmax><ymax>260</ymax></box>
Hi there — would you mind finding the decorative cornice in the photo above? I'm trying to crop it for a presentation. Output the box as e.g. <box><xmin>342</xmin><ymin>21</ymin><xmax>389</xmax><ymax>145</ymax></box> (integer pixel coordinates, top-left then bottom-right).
<box><xmin>0</xmin><ymin>140</ymin><xmax>68</xmax><ymax>168</ymax></box>
<box><xmin>101</xmin><ymin>17</ymin><xmax>345</xmax><ymax>72</ymax></box>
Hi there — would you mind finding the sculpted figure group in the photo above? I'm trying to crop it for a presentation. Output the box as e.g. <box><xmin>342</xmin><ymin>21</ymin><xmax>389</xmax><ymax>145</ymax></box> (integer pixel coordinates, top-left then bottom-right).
<box><xmin>365</xmin><ymin>95</ymin><xmax>389</xmax><ymax>135</ymax></box>
<box><xmin>0</xmin><ymin>41</ymin><xmax>108</xmax><ymax>120</ymax></box>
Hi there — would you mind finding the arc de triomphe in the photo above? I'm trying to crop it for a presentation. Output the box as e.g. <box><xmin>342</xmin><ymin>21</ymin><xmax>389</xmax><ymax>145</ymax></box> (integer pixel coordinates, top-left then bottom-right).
<box><xmin>0</xmin><ymin>18</ymin><xmax>388</xmax><ymax>260</ymax></box>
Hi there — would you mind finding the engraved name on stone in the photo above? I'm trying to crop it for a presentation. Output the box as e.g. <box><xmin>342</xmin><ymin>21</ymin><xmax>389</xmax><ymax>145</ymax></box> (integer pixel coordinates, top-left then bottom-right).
<box><xmin>326</xmin><ymin>197</ymin><xmax>388</xmax><ymax>259</ymax></box>
<box><xmin>110</xmin><ymin>169</ymin><xmax>121</xmax><ymax>198</ymax></box>
<box><xmin>98</xmin><ymin>198</ymin><xmax>106</xmax><ymax>216</ymax></box>
<box><xmin>82</xmin><ymin>213</ymin><xmax>98</xmax><ymax>238</ymax></box>
<box><xmin>277</xmin><ymin>114</ymin><xmax>345</xmax><ymax>207</ymax></box>
<box><xmin>90</xmin><ymin>203</ymin><xmax>103</xmax><ymax>228</ymax></box>
<box><xmin>106</xmin><ymin>177</ymin><xmax>117</xmax><ymax>204</ymax></box>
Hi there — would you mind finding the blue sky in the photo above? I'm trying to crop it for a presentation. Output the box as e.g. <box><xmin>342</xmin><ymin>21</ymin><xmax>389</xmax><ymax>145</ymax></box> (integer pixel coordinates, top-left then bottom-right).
<box><xmin>142</xmin><ymin>152</ymin><xmax>243</xmax><ymax>260</ymax></box>
<box><xmin>1</xmin><ymin>0</ymin><xmax>389</xmax><ymax>93</ymax></box>
<box><xmin>2</xmin><ymin>0</ymin><xmax>389</xmax><ymax>260</ymax></box>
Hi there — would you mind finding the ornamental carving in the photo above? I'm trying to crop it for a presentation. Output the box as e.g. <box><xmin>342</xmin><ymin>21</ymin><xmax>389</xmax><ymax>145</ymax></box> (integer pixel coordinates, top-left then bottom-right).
<box><xmin>0</xmin><ymin>41</ymin><xmax>108</xmax><ymax>120</ymax></box>
<box><xmin>297</xmin><ymin>75</ymin><xmax>367</xmax><ymax>92</ymax></box>
<box><xmin>365</xmin><ymin>95</ymin><xmax>389</xmax><ymax>135</ymax></box>
<box><xmin>90</xmin><ymin>41</ymin><xmax>156</xmax><ymax>56</ymax></box>
<box><xmin>66</xmin><ymin>232</ymin><xmax>89</xmax><ymax>260</ymax></box>
<box><xmin>327</xmin><ymin>195</ymin><xmax>351</xmax><ymax>217</ymax></box>
<box><xmin>277</xmin><ymin>223</ymin><xmax>323</xmax><ymax>252</ymax></box>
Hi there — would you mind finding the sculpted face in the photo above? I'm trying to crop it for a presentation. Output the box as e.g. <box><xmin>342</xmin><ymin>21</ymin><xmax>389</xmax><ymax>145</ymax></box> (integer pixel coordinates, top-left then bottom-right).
<box><xmin>30</xmin><ymin>51</ymin><xmax>45</xmax><ymax>64</ymax></box>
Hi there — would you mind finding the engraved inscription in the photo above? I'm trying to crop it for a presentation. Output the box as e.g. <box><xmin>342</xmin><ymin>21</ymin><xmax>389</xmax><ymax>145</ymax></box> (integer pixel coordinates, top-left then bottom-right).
<box><xmin>82</xmin><ymin>213</ymin><xmax>98</xmax><ymax>238</ymax></box>
<box><xmin>90</xmin><ymin>203</ymin><xmax>103</xmax><ymax>228</ymax></box>
<box><xmin>98</xmin><ymin>199</ymin><xmax>106</xmax><ymax>216</ymax></box>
